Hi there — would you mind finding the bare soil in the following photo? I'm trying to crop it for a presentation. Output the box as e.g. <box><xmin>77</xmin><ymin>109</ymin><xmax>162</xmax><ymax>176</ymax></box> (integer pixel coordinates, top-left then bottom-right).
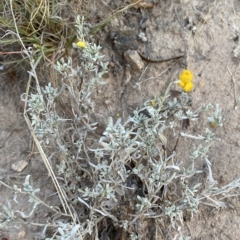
<box><xmin>1</xmin><ymin>0</ymin><xmax>240</xmax><ymax>239</ymax></box>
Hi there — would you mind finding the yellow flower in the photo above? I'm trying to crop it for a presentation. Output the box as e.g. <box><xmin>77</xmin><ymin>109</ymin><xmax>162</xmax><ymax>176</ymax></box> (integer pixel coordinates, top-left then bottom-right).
<box><xmin>183</xmin><ymin>82</ymin><xmax>194</xmax><ymax>92</ymax></box>
<box><xmin>76</xmin><ymin>40</ymin><xmax>86</xmax><ymax>48</ymax></box>
<box><xmin>151</xmin><ymin>101</ymin><xmax>156</xmax><ymax>106</ymax></box>
<box><xmin>178</xmin><ymin>69</ymin><xmax>194</xmax><ymax>92</ymax></box>
<box><xmin>179</xmin><ymin>70</ymin><xmax>194</xmax><ymax>83</ymax></box>
<box><xmin>210</xmin><ymin>122</ymin><xmax>218</xmax><ymax>128</ymax></box>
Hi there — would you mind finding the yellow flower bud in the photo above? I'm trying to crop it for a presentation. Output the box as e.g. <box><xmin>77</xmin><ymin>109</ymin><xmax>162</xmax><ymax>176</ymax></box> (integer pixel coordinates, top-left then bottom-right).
<box><xmin>179</xmin><ymin>70</ymin><xmax>194</xmax><ymax>83</ymax></box>
<box><xmin>183</xmin><ymin>82</ymin><xmax>194</xmax><ymax>92</ymax></box>
<box><xmin>210</xmin><ymin>122</ymin><xmax>218</xmax><ymax>128</ymax></box>
<box><xmin>76</xmin><ymin>41</ymin><xmax>86</xmax><ymax>48</ymax></box>
<box><xmin>151</xmin><ymin>101</ymin><xmax>156</xmax><ymax>106</ymax></box>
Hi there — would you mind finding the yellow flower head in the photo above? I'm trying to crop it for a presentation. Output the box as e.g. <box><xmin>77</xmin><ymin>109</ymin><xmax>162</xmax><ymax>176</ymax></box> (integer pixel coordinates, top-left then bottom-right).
<box><xmin>178</xmin><ymin>69</ymin><xmax>194</xmax><ymax>92</ymax></box>
<box><xmin>151</xmin><ymin>101</ymin><xmax>156</xmax><ymax>106</ymax></box>
<box><xmin>183</xmin><ymin>82</ymin><xmax>194</xmax><ymax>92</ymax></box>
<box><xmin>210</xmin><ymin>122</ymin><xmax>218</xmax><ymax>128</ymax></box>
<box><xmin>76</xmin><ymin>40</ymin><xmax>86</xmax><ymax>48</ymax></box>
<box><xmin>179</xmin><ymin>70</ymin><xmax>194</xmax><ymax>83</ymax></box>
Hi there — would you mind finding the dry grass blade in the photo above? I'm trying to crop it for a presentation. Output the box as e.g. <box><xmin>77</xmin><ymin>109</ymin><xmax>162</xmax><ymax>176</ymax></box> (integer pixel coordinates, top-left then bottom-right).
<box><xmin>8</xmin><ymin>0</ymin><xmax>77</xmax><ymax>227</ymax></box>
<box><xmin>89</xmin><ymin>0</ymin><xmax>143</xmax><ymax>34</ymax></box>
<box><xmin>0</xmin><ymin>0</ymin><xmax>78</xmax><ymax>71</ymax></box>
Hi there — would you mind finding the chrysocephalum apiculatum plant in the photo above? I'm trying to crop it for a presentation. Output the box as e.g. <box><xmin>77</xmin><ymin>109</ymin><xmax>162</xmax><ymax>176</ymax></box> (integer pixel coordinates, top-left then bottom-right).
<box><xmin>1</xmin><ymin>14</ymin><xmax>239</xmax><ymax>240</ymax></box>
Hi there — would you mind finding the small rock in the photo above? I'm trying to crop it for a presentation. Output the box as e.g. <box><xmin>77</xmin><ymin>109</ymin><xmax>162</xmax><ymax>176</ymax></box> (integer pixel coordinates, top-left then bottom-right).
<box><xmin>124</xmin><ymin>65</ymin><xmax>132</xmax><ymax>86</ymax></box>
<box><xmin>124</xmin><ymin>50</ymin><xmax>144</xmax><ymax>72</ymax></box>
<box><xmin>18</xmin><ymin>230</ymin><xmax>26</xmax><ymax>238</ymax></box>
<box><xmin>108</xmin><ymin>61</ymin><xmax>115</xmax><ymax>68</ymax></box>
<box><xmin>11</xmin><ymin>160</ymin><xmax>28</xmax><ymax>172</ymax></box>
<box><xmin>8</xmin><ymin>229</ymin><xmax>33</xmax><ymax>240</ymax></box>
<box><xmin>138</xmin><ymin>31</ymin><xmax>148</xmax><ymax>42</ymax></box>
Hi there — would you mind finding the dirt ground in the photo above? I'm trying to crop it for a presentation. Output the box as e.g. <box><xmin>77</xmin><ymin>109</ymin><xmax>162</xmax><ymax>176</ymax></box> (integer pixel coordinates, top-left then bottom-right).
<box><xmin>1</xmin><ymin>0</ymin><xmax>240</xmax><ymax>239</ymax></box>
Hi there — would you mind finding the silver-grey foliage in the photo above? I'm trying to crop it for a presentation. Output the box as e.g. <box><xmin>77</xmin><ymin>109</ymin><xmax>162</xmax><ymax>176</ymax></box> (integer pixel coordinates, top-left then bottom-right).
<box><xmin>1</xmin><ymin>16</ymin><xmax>240</xmax><ymax>240</ymax></box>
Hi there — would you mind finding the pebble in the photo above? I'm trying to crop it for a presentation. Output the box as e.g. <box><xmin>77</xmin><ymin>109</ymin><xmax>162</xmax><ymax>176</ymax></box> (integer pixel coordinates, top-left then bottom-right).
<box><xmin>124</xmin><ymin>50</ymin><xmax>144</xmax><ymax>72</ymax></box>
<box><xmin>11</xmin><ymin>160</ymin><xmax>28</xmax><ymax>172</ymax></box>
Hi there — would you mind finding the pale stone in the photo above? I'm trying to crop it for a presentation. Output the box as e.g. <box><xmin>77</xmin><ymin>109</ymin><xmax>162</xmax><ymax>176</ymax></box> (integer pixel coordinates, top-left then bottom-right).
<box><xmin>11</xmin><ymin>160</ymin><xmax>28</xmax><ymax>172</ymax></box>
<box><xmin>124</xmin><ymin>50</ymin><xmax>145</xmax><ymax>72</ymax></box>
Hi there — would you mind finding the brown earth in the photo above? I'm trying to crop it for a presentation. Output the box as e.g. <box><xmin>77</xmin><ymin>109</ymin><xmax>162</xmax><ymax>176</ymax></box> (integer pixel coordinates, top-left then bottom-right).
<box><xmin>0</xmin><ymin>0</ymin><xmax>240</xmax><ymax>239</ymax></box>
